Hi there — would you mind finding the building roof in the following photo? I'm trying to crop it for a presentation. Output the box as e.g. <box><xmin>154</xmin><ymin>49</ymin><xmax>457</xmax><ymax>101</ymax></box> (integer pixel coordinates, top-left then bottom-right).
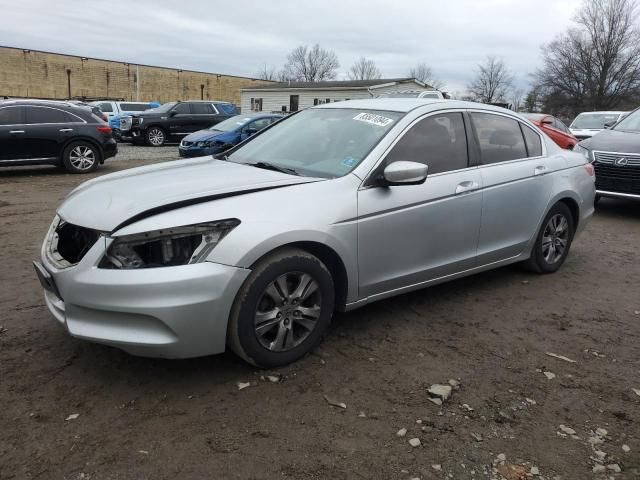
<box><xmin>242</xmin><ymin>78</ymin><xmax>430</xmax><ymax>91</ymax></box>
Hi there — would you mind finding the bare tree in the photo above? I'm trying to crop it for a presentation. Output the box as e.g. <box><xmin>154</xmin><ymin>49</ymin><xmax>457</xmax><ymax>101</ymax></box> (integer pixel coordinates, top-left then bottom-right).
<box><xmin>283</xmin><ymin>44</ymin><xmax>340</xmax><ymax>82</ymax></box>
<box><xmin>256</xmin><ymin>64</ymin><xmax>278</xmax><ymax>81</ymax></box>
<box><xmin>348</xmin><ymin>57</ymin><xmax>381</xmax><ymax>80</ymax></box>
<box><xmin>510</xmin><ymin>87</ymin><xmax>525</xmax><ymax>112</ymax></box>
<box><xmin>467</xmin><ymin>56</ymin><xmax>513</xmax><ymax>103</ymax></box>
<box><xmin>535</xmin><ymin>0</ymin><xmax>640</xmax><ymax>114</ymax></box>
<box><xmin>408</xmin><ymin>63</ymin><xmax>444</xmax><ymax>89</ymax></box>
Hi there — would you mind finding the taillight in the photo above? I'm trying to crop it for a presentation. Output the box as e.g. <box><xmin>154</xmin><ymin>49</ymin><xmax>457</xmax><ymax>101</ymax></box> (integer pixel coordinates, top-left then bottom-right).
<box><xmin>97</xmin><ymin>125</ymin><xmax>112</xmax><ymax>134</ymax></box>
<box><xmin>584</xmin><ymin>163</ymin><xmax>595</xmax><ymax>176</ymax></box>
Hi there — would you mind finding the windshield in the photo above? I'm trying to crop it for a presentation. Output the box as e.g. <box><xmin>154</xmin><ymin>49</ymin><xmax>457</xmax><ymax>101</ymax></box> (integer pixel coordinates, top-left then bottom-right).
<box><xmin>570</xmin><ymin>113</ymin><xmax>621</xmax><ymax>129</ymax></box>
<box><xmin>210</xmin><ymin>115</ymin><xmax>254</xmax><ymax>132</ymax></box>
<box><xmin>612</xmin><ymin>109</ymin><xmax>640</xmax><ymax>132</ymax></box>
<box><xmin>227</xmin><ymin>108</ymin><xmax>403</xmax><ymax>178</ymax></box>
<box><xmin>143</xmin><ymin>102</ymin><xmax>176</xmax><ymax>114</ymax></box>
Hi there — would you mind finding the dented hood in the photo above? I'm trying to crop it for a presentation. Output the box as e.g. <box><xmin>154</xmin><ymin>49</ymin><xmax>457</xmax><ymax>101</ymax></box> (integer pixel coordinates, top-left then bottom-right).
<box><xmin>58</xmin><ymin>158</ymin><xmax>319</xmax><ymax>232</ymax></box>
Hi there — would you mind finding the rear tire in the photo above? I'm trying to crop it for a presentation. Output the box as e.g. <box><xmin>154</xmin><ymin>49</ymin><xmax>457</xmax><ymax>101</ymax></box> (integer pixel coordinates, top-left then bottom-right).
<box><xmin>523</xmin><ymin>202</ymin><xmax>575</xmax><ymax>274</ymax></box>
<box><xmin>145</xmin><ymin>126</ymin><xmax>166</xmax><ymax>146</ymax></box>
<box><xmin>227</xmin><ymin>248</ymin><xmax>335</xmax><ymax>368</ymax></box>
<box><xmin>62</xmin><ymin>141</ymin><xmax>100</xmax><ymax>174</ymax></box>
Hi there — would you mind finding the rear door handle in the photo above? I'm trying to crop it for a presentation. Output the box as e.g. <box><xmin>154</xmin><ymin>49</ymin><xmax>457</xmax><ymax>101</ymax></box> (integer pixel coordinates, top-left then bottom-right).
<box><xmin>59</xmin><ymin>128</ymin><xmax>74</xmax><ymax>132</ymax></box>
<box><xmin>9</xmin><ymin>130</ymin><xmax>25</xmax><ymax>134</ymax></box>
<box><xmin>455</xmin><ymin>181</ymin><xmax>479</xmax><ymax>194</ymax></box>
<box><xmin>534</xmin><ymin>166</ymin><xmax>548</xmax><ymax>176</ymax></box>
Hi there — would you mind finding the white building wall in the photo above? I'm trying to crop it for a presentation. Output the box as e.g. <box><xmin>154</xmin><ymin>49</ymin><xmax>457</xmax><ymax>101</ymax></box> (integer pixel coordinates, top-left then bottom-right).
<box><xmin>241</xmin><ymin>89</ymin><xmax>373</xmax><ymax>113</ymax></box>
<box><xmin>241</xmin><ymin>82</ymin><xmax>433</xmax><ymax>113</ymax></box>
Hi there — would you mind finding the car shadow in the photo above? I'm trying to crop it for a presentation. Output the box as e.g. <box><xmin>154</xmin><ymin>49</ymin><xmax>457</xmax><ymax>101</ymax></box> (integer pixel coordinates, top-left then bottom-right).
<box><xmin>595</xmin><ymin>197</ymin><xmax>640</xmax><ymax>220</ymax></box>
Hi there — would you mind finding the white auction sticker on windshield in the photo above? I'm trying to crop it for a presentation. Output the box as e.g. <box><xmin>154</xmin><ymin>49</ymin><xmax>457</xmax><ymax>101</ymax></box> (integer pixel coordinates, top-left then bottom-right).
<box><xmin>353</xmin><ymin>112</ymin><xmax>394</xmax><ymax>127</ymax></box>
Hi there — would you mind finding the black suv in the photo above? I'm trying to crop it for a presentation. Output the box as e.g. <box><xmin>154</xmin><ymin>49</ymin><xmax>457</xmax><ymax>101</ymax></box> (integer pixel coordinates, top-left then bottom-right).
<box><xmin>575</xmin><ymin>105</ymin><xmax>640</xmax><ymax>201</ymax></box>
<box><xmin>129</xmin><ymin>100</ymin><xmax>239</xmax><ymax>146</ymax></box>
<box><xmin>0</xmin><ymin>99</ymin><xmax>117</xmax><ymax>173</ymax></box>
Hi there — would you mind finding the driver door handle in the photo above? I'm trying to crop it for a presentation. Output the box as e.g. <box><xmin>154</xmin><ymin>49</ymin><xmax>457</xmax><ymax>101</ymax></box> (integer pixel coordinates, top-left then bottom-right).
<box><xmin>534</xmin><ymin>165</ymin><xmax>549</xmax><ymax>176</ymax></box>
<box><xmin>455</xmin><ymin>181</ymin><xmax>479</xmax><ymax>194</ymax></box>
<box><xmin>9</xmin><ymin>130</ymin><xmax>25</xmax><ymax>134</ymax></box>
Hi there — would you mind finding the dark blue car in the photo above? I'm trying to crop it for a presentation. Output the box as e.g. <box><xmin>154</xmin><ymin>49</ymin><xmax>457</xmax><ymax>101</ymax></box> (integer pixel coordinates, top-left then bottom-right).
<box><xmin>178</xmin><ymin>113</ymin><xmax>283</xmax><ymax>158</ymax></box>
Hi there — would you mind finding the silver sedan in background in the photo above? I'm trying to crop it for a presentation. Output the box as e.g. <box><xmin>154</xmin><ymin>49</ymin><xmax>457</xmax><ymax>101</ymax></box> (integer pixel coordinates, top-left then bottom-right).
<box><xmin>35</xmin><ymin>99</ymin><xmax>596</xmax><ymax>367</ymax></box>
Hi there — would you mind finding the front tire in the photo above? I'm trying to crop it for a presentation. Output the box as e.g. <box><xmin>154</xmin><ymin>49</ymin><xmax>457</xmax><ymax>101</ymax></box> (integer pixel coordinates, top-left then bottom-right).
<box><xmin>227</xmin><ymin>248</ymin><xmax>335</xmax><ymax>368</ymax></box>
<box><xmin>145</xmin><ymin>126</ymin><xmax>166</xmax><ymax>146</ymax></box>
<box><xmin>62</xmin><ymin>141</ymin><xmax>100</xmax><ymax>174</ymax></box>
<box><xmin>523</xmin><ymin>202</ymin><xmax>575</xmax><ymax>273</ymax></box>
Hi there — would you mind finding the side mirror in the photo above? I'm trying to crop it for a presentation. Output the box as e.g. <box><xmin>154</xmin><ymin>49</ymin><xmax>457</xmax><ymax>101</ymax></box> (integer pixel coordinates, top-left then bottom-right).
<box><xmin>541</xmin><ymin>118</ymin><xmax>553</xmax><ymax>125</ymax></box>
<box><xmin>380</xmin><ymin>161</ymin><xmax>428</xmax><ymax>186</ymax></box>
<box><xmin>603</xmin><ymin>121</ymin><xmax>615</xmax><ymax>129</ymax></box>
<box><xmin>168</xmin><ymin>110</ymin><xmax>177</xmax><ymax>117</ymax></box>
<box><xmin>244</xmin><ymin>128</ymin><xmax>258</xmax><ymax>136</ymax></box>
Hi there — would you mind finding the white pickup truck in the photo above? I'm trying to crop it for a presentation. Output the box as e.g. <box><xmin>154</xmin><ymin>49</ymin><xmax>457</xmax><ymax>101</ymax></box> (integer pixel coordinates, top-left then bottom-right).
<box><xmin>90</xmin><ymin>101</ymin><xmax>158</xmax><ymax>121</ymax></box>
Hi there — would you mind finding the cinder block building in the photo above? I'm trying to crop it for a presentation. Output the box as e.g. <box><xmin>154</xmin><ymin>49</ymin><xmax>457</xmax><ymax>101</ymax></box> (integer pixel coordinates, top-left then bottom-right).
<box><xmin>0</xmin><ymin>46</ymin><xmax>271</xmax><ymax>105</ymax></box>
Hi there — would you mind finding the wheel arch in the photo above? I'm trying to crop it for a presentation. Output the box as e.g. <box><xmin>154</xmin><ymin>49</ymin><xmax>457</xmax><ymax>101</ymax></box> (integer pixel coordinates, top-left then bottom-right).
<box><xmin>246</xmin><ymin>241</ymin><xmax>350</xmax><ymax>310</ymax></box>
<box><xmin>60</xmin><ymin>136</ymin><xmax>104</xmax><ymax>164</ymax></box>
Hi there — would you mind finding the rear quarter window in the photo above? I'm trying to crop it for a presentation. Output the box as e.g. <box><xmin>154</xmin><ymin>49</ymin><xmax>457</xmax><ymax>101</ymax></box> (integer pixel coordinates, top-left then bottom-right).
<box><xmin>521</xmin><ymin>124</ymin><xmax>543</xmax><ymax>157</ymax></box>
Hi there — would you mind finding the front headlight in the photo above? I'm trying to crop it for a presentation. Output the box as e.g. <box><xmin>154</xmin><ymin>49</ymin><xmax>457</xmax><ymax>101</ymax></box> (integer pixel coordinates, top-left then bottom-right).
<box><xmin>196</xmin><ymin>141</ymin><xmax>212</xmax><ymax>148</ymax></box>
<box><xmin>99</xmin><ymin>219</ymin><xmax>240</xmax><ymax>269</ymax></box>
<box><xmin>573</xmin><ymin>143</ymin><xmax>593</xmax><ymax>162</ymax></box>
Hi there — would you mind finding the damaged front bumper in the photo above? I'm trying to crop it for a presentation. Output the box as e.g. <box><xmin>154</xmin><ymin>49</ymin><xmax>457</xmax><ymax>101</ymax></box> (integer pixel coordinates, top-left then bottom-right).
<box><xmin>37</xmin><ymin>235</ymin><xmax>250</xmax><ymax>358</ymax></box>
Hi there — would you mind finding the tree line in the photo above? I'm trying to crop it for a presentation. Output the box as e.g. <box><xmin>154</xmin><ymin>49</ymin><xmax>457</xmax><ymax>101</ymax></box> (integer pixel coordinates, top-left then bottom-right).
<box><xmin>256</xmin><ymin>0</ymin><xmax>640</xmax><ymax>118</ymax></box>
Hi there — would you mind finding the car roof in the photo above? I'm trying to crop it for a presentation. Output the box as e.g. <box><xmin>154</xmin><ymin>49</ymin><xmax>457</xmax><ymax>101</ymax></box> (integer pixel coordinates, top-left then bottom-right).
<box><xmin>314</xmin><ymin>98</ymin><xmax>511</xmax><ymax>114</ymax></box>
<box><xmin>0</xmin><ymin>99</ymin><xmax>87</xmax><ymax>109</ymax></box>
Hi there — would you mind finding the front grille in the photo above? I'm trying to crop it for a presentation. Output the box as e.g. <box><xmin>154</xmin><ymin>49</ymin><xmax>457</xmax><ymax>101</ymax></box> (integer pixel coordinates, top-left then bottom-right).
<box><xmin>593</xmin><ymin>151</ymin><xmax>640</xmax><ymax>195</ymax></box>
<box><xmin>594</xmin><ymin>151</ymin><xmax>640</xmax><ymax>166</ymax></box>
<box><xmin>46</xmin><ymin>217</ymin><xmax>101</xmax><ymax>268</ymax></box>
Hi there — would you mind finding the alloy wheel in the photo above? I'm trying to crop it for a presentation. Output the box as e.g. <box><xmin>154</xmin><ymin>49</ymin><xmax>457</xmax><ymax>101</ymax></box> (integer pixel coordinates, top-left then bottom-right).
<box><xmin>148</xmin><ymin>128</ymin><xmax>165</xmax><ymax>146</ymax></box>
<box><xmin>541</xmin><ymin>213</ymin><xmax>569</xmax><ymax>264</ymax></box>
<box><xmin>69</xmin><ymin>145</ymin><xmax>96</xmax><ymax>170</ymax></box>
<box><xmin>254</xmin><ymin>272</ymin><xmax>322</xmax><ymax>352</ymax></box>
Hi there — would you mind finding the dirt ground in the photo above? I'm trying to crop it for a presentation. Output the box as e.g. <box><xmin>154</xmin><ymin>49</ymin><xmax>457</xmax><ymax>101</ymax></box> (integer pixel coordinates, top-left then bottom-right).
<box><xmin>1</xmin><ymin>147</ymin><xmax>639</xmax><ymax>480</ymax></box>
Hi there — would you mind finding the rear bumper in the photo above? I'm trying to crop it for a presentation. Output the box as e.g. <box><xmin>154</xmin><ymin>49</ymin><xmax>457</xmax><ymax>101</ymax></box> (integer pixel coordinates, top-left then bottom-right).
<box><xmin>103</xmin><ymin>139</ymin><xmax>118</xmax><ymax>160</ymax></box>
<box><xmin>38</xmin><ymin>243</ymin><xmax>250</xmax><ymax>358</ymax></box>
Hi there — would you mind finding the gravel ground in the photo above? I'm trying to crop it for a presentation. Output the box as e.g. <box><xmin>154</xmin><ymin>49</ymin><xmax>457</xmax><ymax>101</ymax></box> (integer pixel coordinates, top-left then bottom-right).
<box><xmin>111</xmin><ymin>143</ymin><xmax>180</xmax><ymax>162</ymax></box>
<box><xmin>1</xmin><ymin>157</ymin><xmax>639</xmax><ymax>480</ymax></box>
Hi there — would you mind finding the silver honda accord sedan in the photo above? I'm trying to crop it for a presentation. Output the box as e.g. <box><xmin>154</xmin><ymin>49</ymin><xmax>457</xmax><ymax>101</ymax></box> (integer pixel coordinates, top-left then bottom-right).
<box><xmin>35</xmin><ymin>99</ymin><xmax>596</xmax><ymax>367</ymax></box>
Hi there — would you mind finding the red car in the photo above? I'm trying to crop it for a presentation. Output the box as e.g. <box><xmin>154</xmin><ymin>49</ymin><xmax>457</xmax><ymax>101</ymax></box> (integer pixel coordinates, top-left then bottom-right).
<box><xmin>522</xmin><ymin>113</ymin><xmax>578</xmax><ymax>150</ymax></box>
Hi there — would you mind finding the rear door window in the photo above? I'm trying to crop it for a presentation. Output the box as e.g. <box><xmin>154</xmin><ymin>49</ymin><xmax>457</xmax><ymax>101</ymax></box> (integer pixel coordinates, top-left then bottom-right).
<box><xmin>384</xmin><ymin>112</ymin><xmax>469</xmax><ymax>174</ymax></box>
<box><xmin>470</xmin><ymin>112</ymin><xmax>527</xmax><ymax>164</ymax></box>
<box><xmin>24</xmin><ymin>106</ymin><xmax>69</xmax><ymax>124</ymax></box>
<box><xmin>191</xmin><ymin>103</ymin><xmax>215</xmax><ymax>114</ymax></box>
<box><xmin>0</xmin><ymin>106</ymin><xmax>24</xmax><ymax>125</ymax></box>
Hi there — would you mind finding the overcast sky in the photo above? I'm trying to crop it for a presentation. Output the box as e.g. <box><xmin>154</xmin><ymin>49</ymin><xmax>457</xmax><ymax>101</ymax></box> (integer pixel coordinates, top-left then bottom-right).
<box><xmin>0</xmin><ymin>0</ymin><xmax>582</xmax><ymax>94</ymax></box>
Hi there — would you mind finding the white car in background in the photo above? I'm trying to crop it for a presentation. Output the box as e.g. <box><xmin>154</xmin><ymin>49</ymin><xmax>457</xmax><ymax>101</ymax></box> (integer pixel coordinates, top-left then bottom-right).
<box><xmin>569</xmin><ymin>111</ymin><xmax>627</xmax><ymax>141</ymax></box>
